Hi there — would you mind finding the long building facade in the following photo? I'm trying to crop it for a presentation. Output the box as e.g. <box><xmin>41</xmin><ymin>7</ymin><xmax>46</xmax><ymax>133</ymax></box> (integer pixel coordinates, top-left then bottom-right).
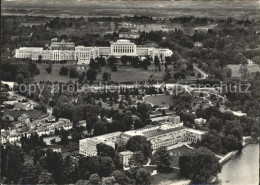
<box><xmin>15</xmin><ymin>39</ymin><xmax>173</xmax><ymax>64</ymax></box>
<box><xmin>79</xmin><ymin>115</ymin><xmax>206</xmax><ymax>156</ymax></box>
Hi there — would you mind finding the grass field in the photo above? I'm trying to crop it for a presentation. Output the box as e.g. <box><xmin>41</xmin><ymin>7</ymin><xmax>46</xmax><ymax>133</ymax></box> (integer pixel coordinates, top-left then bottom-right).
<box><xmin>35</xmin><ymin>64</ymin><xmax>77</xmax><ymax>82</ymax></box>
<box><xmin>96</xmin><ymin>65</ymin><xmax>165</xmax><ymax>82</ymax></box>
<box><xmin>144</xmin><ymin>95</ymin><xmax>174</xmax><ymax>107</ymax></box>
<box><xmin>228</xmin><ymin>64</ymin><xmax>260</xmax><ymax>77</ymax></box>
<box><xmin>35</xmin><ymin>64</ymin><xmax>165</xmax><ymax>83</ymax></box>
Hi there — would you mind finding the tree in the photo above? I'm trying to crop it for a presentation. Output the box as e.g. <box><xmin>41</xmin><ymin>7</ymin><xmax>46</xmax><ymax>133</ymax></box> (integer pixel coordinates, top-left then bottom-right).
<box><xmin>111</xmin><ymin>65</ymin><xmax>118</xmax><ymax>72</ymax></box>
<box><xmin>121</xmin><ymin>56</ymin><xmax>128</xmax><ymax>65</ymax></box>
<box><xmin>89</xmin><ymin>58</ymin><xmax>98</xmax><ymax>69</ymax></box>
<box><xmin>208</xmin><ymin>116</ymin><xmax>223</xmax><ymax>132</ymax></box>
<box><xmin>107</xmin><ymin>56</ymin><xmax>117</xmax><ymax>67</ymax></box>
<box><xmin>19</xmin><ymin>163</ymin><xmax>38</xmax><ymax>184</ymax></box>
<box><xmin>129</xmin><ymin>151</ymin><xmax>145</xmax><ymax>169</ymax></box>
<box><xmin>38</xmin><ymin>170</ymin><xmax>54</xmax><ymax>184</ymax></box>
<box><xmin>154</xmin><ymin>147</ymin><xmax>172</xmax><ymax>172</ymax></box>
<box><xmin>119</xmin><ymin>100</ymin><xmax>124</xmax><ymax>109</ymax></box>
<box><xmin>222</xmin><ymin>134</ymin><xmax>239</xmax><ymax>152</ymax></box>
<box><xmin>86</xmin><ymin>68</ymin><xmax>97</xmax><ymax>81</ymax></box>
<box><xmin>179</xmin><ymin>147</ymin><xmax>222</xmax><ymax>183</ymax></box>
<box><xmin>1</xmin><ymin>145</ymin><xmax>24</xmax><ymax>184</ymax></box>
<box><xmin>98</xmin><ymin>157</ymin><xmax>115</xmax><ymax>177</ymax></box>
<box><xmin>59</xmin><ymin>66</ymin><xmax>69</xmax><ymax>75</ymax></box>
<box><xmin>45</xmin><ymin>62</ymin><xmax>52</xmax><ymax>74</ymax></box>
<box><xmin>235</xmin><ymin>53</ymin><xmax>247</xmax><ymax>64</ymax></box>
<box><xmin>93</xmin><ymin>121</ymin><xmax>107</xmax><ymax>136</ymax></box>
<box><xmin>137</xmin><ymin>103</ymin><xmax>150</xmax><ymax>123</ymax></box>
<box><xmin>102</xmin><ymin>176</ymin><xmax>116</xmax><ymax>185</ymax></box>
<box><xmin>154</xmin><ymin>55</ymin><xmax>160</xmax><ymax>67</ymax></box>
<box><xmin>60</xmin><ymin>130</ymin><xmax>69</xmax><ymax>147</ymax></box>
<box><xmin>96</xmin><ymin>143</ymin><xmax>115</xmax><ymax>159</ymax></box>
<box><xmin>102</xmin><ymin>72</ymin><xmax>111</xmax><ymax>81</ymax></box>
<box><xmin>224</xmin><ymin>120</ymin><xmax>243</xmax><ymax>140</ymax></box>
<box><xmin>69</xmin><ymin>67</ymin><xmax>79</xmax><ymax>78</ymax></box>
<box><xmin>125</xmin><ymin>136</ymin><xmax>152</xmax><ymax>159</ymax></box>
<box><xmin>201</xmin><ymin>130</ymin><xmax>222</xmax><ymax>153</ymax></box>
<box><xmin>136</xmin><ymin>168</ymin><xmax>151</xmax><ymax>185</ymax></box>
<box><xmin>110</xmin><ymin>170</ymin><xmax>128</xmax><ymax>185</ymax></box>
<box><xmin>39</xmin><ymin>149</ymin><xmax>64</xmax><ymax>184</ymax></box>
<box><xmin>15</xmin><ymin>74</ymin><xmax>24</xmax><ymax>84</ymax></box>
<box><xmin>89</xmin><ymin>174</ymin><xmax>100</xmax><ymax>185</ymax></box>
<box><xmin>97</xmin><ymin>57</ymin><xmax>106</xmax><ymax>67</ymax></box>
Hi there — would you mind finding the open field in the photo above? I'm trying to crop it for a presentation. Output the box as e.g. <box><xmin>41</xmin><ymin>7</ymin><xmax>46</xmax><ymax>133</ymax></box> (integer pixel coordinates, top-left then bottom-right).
<box><xmin>3</xmin><ymin>1</ymin><xmax>260</xmax><ymax>20</ymax></box>
<box><xmin>228</xmin><ymin>64</ymin><xmax>260</xmax><ymax>77</ymax></box>
<box><xmin>35</xmin><ymin>64</ymin><xmax>165</xmax><ymax>83</ymax></box>
<box><xmin>144</xmin><ymin>95</ymin><xmax>174</xmax><ymax>107</ymax></box>
<box><xmin>35</xmin><ymin>64</ymin><xmax>77</xmax><ymax>82</ymax></box>
<box><xmin>96</xmin><ymin>65</ymin><xmax>165</xmax><ymax>82</ymax></box>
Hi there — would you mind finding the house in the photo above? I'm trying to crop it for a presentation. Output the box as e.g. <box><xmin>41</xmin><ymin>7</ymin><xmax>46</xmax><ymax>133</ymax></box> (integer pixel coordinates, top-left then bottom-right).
<box><xmin>3</xmin><ymin>110</ymin><xmax>48</xmax><ymax>122</ymax></box>
<box><xmin>194</xmin><ymin>42</ymin><xmax>203</xmax><ymax>47</ymax></box>
<box><xmin>13</xmin><ymin>102</ymin><xmax>34</xmax><ymax>111</ymax></box>
<box><xmin>78</xmin><ymin>120</ymin><xmax>87</xmax><ymax>128</ymax></box>
<box><xmin>46</xmin><ymin>115</ymin><xmax>56</xmax><ymax>122</ymax></box>
<box><xmin>8</xmin><ymin>134</ymin><xmax>22</xmax><ymax>143</ymax></box>
<box><xmin>18</xmin><ymin>113</ymin><xmax>31</xmax><ymax>124</ymax></box>
<box><xmin>2</xmin><ymin>115</ymin><xmax>15</xmax><ymax>122</ymax></box>
<box><xmin>119</xmin><ymin>151</ymin><xmax>134</xmax><ymax>169</ymax></box>
<box><xmin>194</xmin><ymin>118</ymin><xmax>207</xmax><ymax>125</ymax></box>
<box><xmin>43</xmin><ymin>136</ymin><xmax>61</xmax><ymax>145</ymax></box>
<box><xmin>63</xmin><ymin>122</ymin><xmax>73</xmax><ymax>131</ymax></box>
<box><xmin>1</xmin><ymin>130</ymin><xmax>9</xmax><ymax>144</ymax></box>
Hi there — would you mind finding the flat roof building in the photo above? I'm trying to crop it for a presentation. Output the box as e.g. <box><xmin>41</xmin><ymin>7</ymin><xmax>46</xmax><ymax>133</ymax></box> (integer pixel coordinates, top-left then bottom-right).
<box><xmin>15</xmin><ymin>39</ymin><xmax>172</xmax><ymax>65</ymax></box>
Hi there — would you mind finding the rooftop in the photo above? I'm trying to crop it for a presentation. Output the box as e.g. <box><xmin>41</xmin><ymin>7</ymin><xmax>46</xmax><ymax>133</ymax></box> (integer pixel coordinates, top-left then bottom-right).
<box><xmin>144</xmin><ymin>126</ymin><xmax>186</xmax><ymax>138</ymax></box>
<box><xmin>119</xmin><ymin>150</ymin><xmax>134</xmax><ymax>155</ymax></box>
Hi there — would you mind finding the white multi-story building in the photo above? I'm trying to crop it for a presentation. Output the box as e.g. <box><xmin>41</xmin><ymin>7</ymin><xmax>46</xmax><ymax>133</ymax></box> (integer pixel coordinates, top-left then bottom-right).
<box><xmin>79</xmin><ymin>132</ymin><xmax>122</xmax><ymax>156</ymax></box>
<box><xmin>119</xmin><ymin>150</ymin><xmax>134</xmax><ymax>168</ymax></box>
<box><xmin>79</xmin><ymin>118</ymin><xmax>206</xmax><ymax>156</ymax></box>
<box><xmin>15</xmin><ymin>39</ymin><xmax>173</xmax><ymax>65</ymax></box>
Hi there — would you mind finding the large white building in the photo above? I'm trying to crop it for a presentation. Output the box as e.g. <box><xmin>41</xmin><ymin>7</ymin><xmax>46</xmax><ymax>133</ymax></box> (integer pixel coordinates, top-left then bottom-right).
<box><xmin>15</xmin><ymin>39</ymin><xmax>173</xmax><ymax>65</ymax></box>
<box><xmin>79</xmin><ymin>115</ymin><xmax>206</xmax><ymax>156</ymax></box>
<box><xmin>79</xmin><ymin>131</ymin><xmax>122</xmax><ymax>156</ymax></box>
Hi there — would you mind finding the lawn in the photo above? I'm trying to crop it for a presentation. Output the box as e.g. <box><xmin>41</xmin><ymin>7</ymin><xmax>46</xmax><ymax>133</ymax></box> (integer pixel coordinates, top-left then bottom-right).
<box><xmin>35</xmin><ymin>64</ymin><xmax>78</xmax><ymax>82</ymax></box>
<box><xmin>35</xmin><ymin>64</ymin><xmax>165</xmax><ymax>83</ymax></box>
<box><xmin>228</xmin><ymin>64</ymin><xmax>260</xmax><ymax>77</ymax></box>
<box><xmin>144</xmin><ymin>95</ymin><xmax>174</xmax><ymax>107</ymax></box>
<box><xmin>96</xmin><ymin>65</ymin><xmax>165</xmax><ymax>83</ymax></box>
<box><xmin>151</xmin><ymin>145</ymin><xmax>194</xmax><ymax>168</ymax></box>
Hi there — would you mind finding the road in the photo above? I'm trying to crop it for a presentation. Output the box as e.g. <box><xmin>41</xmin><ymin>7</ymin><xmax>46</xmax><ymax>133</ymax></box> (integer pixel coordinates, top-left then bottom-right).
<box><xmin>193</xmin><ymin>64</ymin><xmax>209</xmax><ymax>79</ymax></box>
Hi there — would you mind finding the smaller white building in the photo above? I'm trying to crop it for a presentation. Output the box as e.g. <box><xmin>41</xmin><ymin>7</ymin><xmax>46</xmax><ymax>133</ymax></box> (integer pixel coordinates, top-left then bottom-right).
<box><xmin>119</xmin><ymin>150</ymin><xmax>134</xmax><ymax>168</ymax></box>
<box><xmin>194</xmin><ymin>118</ymin><xmax>207</xmax><ymax>125</ymax></box>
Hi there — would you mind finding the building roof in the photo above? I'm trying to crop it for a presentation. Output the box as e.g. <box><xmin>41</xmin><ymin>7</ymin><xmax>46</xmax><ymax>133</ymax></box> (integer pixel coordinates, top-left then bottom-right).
<box><xmin>144</xmin><ymin>126</ymin><xmax>186</xmax><ymax>138</ymax></box>
<box><xmin>14</xmin><ymin>102</ymin><xmax>31</xmax><ymax>109</ymax></box>
<box><xmin>119</xmin><ymin>150</ymin><xmax>134</xmax><ymax>156</ymax></box>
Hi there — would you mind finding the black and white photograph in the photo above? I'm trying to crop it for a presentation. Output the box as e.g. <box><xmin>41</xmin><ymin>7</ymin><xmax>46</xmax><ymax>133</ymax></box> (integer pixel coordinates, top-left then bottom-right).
<box><xmin>1</xmin><ymin>0</ymin><xmax>259</xmax><ymax>184</ymax></box>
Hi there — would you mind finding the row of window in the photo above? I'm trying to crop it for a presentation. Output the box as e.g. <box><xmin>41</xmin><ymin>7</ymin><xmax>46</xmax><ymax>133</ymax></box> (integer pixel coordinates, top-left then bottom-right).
<box><xmin>113</xmin><ymin>45</ymin><xmax>134</xmax><ymax>53</ymax></box>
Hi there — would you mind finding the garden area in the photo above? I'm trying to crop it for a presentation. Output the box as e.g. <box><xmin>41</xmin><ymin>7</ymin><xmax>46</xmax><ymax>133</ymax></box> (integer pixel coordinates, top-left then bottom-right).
<box><xmin>144</xmin><ymin>95</ymin><xmax>174</xmax><ymax>107</ymax></box>
<box><xmin>228</xmin><ymin>64</ymin><xmax>260</xmax><ymax>77</ymax></box>
<box><xmin>151</xmin><ymin>145</ymin><xmax>194</xmax><ymax>168</ymax></box>
<box><xmin>96</xmin><ymin>65</ymin><xmax>165</xmax><ymax>83</ymax></box>
<box><xmin>35</xmin><ymin>63</ymin><xmax>78</xmax><ymax>82</ymax></box>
